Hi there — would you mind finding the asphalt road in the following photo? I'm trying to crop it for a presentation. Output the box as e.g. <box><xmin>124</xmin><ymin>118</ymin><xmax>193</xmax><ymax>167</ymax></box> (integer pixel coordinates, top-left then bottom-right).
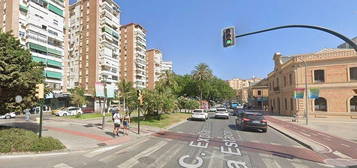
<box><xmin>0</xmin><ymin>112</ymin><xmax>336</xmax><ymax>168</ymax></box>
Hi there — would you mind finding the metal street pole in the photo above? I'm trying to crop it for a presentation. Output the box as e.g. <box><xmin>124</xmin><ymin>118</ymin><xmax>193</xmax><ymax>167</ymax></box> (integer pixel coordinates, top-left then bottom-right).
<box><xmin>297</xmin><ymin>57</ymin><xmax>309</xmax><ymax>125</ymax></box>
<box><xmin>38</xmin><ymin>100</ymin><xmax>43</xmax><ymax>138</ymax></box>
<box><xmin>102</xmin><ymin>80</ymin><xmax>107</xmax><ymax>130</ymax></box>
<box><xmin>137</xmin><ymin>105</ymin><xmax>140</xmax><ymax>134</ymax></box>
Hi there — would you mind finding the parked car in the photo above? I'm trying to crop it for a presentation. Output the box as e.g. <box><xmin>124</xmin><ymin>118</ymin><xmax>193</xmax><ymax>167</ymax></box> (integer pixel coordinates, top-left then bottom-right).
<box><xmin>214</xmin><ymin>108</ymin><xmax>229</xmax><ymax>119</ymax></box>
<box><xmin>236</xmin><ymin>111</ymin><xmax>267</xmax><ymax>132</ymax></box>
<box><xmin>209</xmin><ymin>107</ymin><xmax>217</xmax><ymax>112</ymax></box>
<box><xmin>56</xmin><ymin>107</ymin><xmax>83</xmax><ymax>116</ymax></box>
<box><xmin>82</xmin><ymin>107</ymin><xmax>94</xmax><ymax>113</ymax></box>
<box><xmin>232</xmin><ymin>109</ymin><xmax>244</xmax><ymax>116</ymax></box>
<box><xmin>191</xmin><ymin>109</ymin><xmax>209</xmax><ymax>121</ymax></box>
<box><xmin>0</xmin><ymin>112</ymin><xmax>16</xmax><ymax>119</ymax></box>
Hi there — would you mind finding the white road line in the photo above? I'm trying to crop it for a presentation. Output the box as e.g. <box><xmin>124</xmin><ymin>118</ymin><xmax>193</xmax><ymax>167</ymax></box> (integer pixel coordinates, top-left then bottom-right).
<box><xmin>262</xmin><ymin>158</ymin><xmax>282</xmax><ymax>168</ymax></box>
<box><xmin>84</xmin><ymin>144</ymin><xmax>122</xmax><ymax>158</ymax></box>
<box><xmin>292</xmin><ymin>163</ymin><xmax>309</xmax><ymax>168</ymax></box>
<box><xmin>117</xmin><ymin>141</ymin><xmax>168</xmax><ymax>168</ymax></box>
<box><xmin>207</xmin><ymin>150</ymin><xmax>224</xmax><ymax>168</ymax></box>
<box><xmin>332</xmin><ymin>151</ymin><xmax>352</xmax><ymax>159</ymax></box>
<box><xmin>53</xmin><ymin>163</ymin><xmax>73</xmax><ymax>168</ymax></box>
<box><xmin>270</xmin><ymin>142</ymin><xmax>280</xmax><ymax>146</ymax></box>
<box><xmin>0</xmin><ymin>152</ymin><xmax>70</xmax><ymax>159</ymax></box>
<box><xmin>149</xmin><ymin>143</ymin><xmax>182</xmax><ymax>168</ymax></box>
<box><xmin>341</xmin><ymin>144</ymin><xmax>350</xmax><ymax>148</ymax></box>
<box><xmin>299</xmin><ymin>132</ymin><xmax>311</xmax><ymax>137</ymax></box>
<box><xmin>317</xmin><ymin>163</ymin><xmax>336</xmax><ymax>168</ymax></box>
<box><xmin>99</xmin><ymin>138</ymin><xmax>149</xmax><ymax>163</ymax></box>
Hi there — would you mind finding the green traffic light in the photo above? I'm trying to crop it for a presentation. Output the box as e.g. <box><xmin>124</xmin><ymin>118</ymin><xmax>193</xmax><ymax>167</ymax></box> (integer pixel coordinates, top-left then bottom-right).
<box><xmin>226</xmin><ymin>39</ymin><xmax>232</xmax><ymax>44</ymax></box>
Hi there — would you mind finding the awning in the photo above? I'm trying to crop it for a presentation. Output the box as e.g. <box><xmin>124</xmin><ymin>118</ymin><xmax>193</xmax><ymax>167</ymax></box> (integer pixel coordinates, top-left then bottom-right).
<box><xmin>48</xmin><ymin>48</ymin><xmax>62</xmax><ymax>56</ymax></box>
<box><xmin>46</xmin><ymin>71</ymin><xmax>62</xmax><ymax>79</ymax></box>
<box><xmin>47</xmin><ymin>59</ymin><xmax>62</xmax><ymax>67</ymax></box>
<box><xmin>28</xmin><ymin>42</ymin><xmax>47</xmax><ymax>53</ymax></box>
<box><xmin>48</xmin><ymin>3</ymin><xmax>63</xmax><ymax>17</ymax></box>
<box><xmin>19</xmin><ymin>5</ymin><xmax>28</xmax><ymax>12</ymax></box>
<box><xmin>32</xmin><ymin>56</ymin><xmax>46</xmax><ymax>63</ymax></box>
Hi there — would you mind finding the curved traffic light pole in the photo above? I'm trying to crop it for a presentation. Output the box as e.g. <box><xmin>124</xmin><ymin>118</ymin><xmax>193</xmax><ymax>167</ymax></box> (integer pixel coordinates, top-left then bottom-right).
<box><xmin>235</xmin><ymin>25</ymin><xmax>357</xmax><ymax>125</ymax></box>
<box><xmin>236</xmin><ymin>25</ymin><xmax>357</xmax><ymax>53</ymax></box>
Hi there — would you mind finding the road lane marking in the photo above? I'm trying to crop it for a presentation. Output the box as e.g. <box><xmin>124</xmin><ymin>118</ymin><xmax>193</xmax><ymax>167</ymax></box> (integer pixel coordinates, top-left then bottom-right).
<box><xmin>299</xmin><ymin>132</ymin><xmax>311</xmax><ymax>137</ymax></box>
<box><xmin>0</xmin><ymin>152</ymin><xmax>72</xmax><ymax>159</ymax></box>
<box><xmin>341</xmin><ymin>144</ymin><xmax>350</xmax><ymax>148</ymax></box>
<box><xmin>84</xmin><ymin>144</ymin><xmax>122</xmax><ymax>158</ymax></box>
<box><xmin>53</xmin><ymin>163</ymin><xmax>73</xmax><ymax>168</ymax></box>
<box><xmin>292</xmin><ymin>163</ymin><xmax>309</xmax><ymax>168</ymax></box>
<box><xmin>148</xmin><ymin>143</ymin><xmax>181</xmax><ymax>168</ymax></box>
<box><xmin>332</xmin><ymin>151</ymin><xmax>352</xmax><ymax>159</ymax></box>
<box><xmin>207</xmin><ymin>150</ymin><xmax>223</xmax><ymax>168</ymax></box>
<box><xmin>117</xmin><ymin>141</ymin><xmax>168</xmax><ymax>168</ymax></box>
<box><xmin>99</xmin><ymin>138</ymin><xmax>149</xmax><ymax>163</ymax></box>
<box><xmin>262</xmin><ymin>158</ymin><xmax>282</xmax><ymax>168</ymax></box>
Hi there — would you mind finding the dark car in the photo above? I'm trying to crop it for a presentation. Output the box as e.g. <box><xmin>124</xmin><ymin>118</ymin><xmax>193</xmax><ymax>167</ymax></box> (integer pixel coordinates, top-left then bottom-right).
<box><xmin>232</xmin><ymin>109</ymin><xmax>244</xmax><ymax>116</ymax></box>
<box><xmin>236</xmin><ymin>111</ymin><xmax>267</xmax><ymax>132</ymax></box>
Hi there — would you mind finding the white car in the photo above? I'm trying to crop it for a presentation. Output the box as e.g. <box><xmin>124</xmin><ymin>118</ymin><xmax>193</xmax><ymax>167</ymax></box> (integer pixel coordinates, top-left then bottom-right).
<box><xmin>191</xmin><ymin>109</ymin><xmax>209</xmax><ymax>121</ymax></box>
<box><xmin>56</xmin><ymin>107</ymin><xmax>83</xmax><ymax>116</ymax></box>
<box><xmin>209</xmin><ymin>108</ymin><xmax>217</xmax><ymax>112</ymax></box>
<box><xmin>215</xmin><ymin>108</ymin><xmax>229</xmax><ymax>119</ymax></box>
<box><xmin>0</xmin><ymin>112</ymin><xmax>16</xmax><ymax>119</ymax></box>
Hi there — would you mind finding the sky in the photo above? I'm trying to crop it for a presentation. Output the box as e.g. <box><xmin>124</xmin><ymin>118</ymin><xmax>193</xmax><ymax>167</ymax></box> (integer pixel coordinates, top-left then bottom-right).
<box><xmin>70</xmin><ymin>0</ymin><xmax>357</xmax><ymax>80</ymax></box>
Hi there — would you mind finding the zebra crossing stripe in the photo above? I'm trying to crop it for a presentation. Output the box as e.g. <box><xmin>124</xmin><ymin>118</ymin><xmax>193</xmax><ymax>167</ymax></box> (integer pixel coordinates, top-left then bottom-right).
<box><xmin>53</xmin><ymin>163</ymin><xmax>73</xmax><ymax>168</ymax></box>
<box><xmin>117</xmin><ymin>141</ymin><xmax>168</xmax><ymax>168</ymax></box>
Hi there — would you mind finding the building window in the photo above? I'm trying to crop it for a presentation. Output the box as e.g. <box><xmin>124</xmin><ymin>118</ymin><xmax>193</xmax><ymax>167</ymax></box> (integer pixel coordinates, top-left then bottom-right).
<box><xmin>257</xmin><ymin>90</ymin><xmax>262</xmax><ymax>96</ymax></box>
<box><xmin>314</xmin><ymin>70</ymin><xmax>325</xmax><ymax>83</ymax></box>
<box><xmin>315</xmin><ymin>97</ymin><xmax>327</xmax><ymax>111</ymax></box>
<box><xmin>351</xmin><ymin>96</ymin><xmax>357</xmax><ymax>112</ymax></box>
<box><xmin>290</xmin><ymin>98</ymin><xmax>294</xmax><ymax>111</ymax></box>
<box><xmin>350</xmin><ymin>67</ymin><xmax>357</xmax><ymax>81</ymax></box>
<box><xmin>285</xmin><ymin>98</ymin><xmax>287</xmax><ymax>110</ymax></box>
<box><xmin>289</xmin><ymin>73</ymin><xmax>292</xmax><ymax>85</ymax></box>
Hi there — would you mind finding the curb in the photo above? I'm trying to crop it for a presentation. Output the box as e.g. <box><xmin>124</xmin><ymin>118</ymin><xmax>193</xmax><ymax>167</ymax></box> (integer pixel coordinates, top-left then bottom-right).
<box><xmin>268</xmin><ymin>122</ymin><xmax>332</xmax><ymax>153</ymax></box>
<box><xmin>268</xmin><ymin>124</ymin><xmax>313</xmax><ymax>150</ymax></box>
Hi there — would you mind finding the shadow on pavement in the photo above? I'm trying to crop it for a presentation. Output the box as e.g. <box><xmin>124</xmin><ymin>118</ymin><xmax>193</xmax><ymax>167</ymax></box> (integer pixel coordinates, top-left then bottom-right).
<box><xmin>105</xmin><ymin>131</ymin><xmax>116</xmax><ymax>137</ymax></box>
<box><xmin>0</xmin><ymin>122</ymin><xmax>39</xmax><ymax>133</ymax></box>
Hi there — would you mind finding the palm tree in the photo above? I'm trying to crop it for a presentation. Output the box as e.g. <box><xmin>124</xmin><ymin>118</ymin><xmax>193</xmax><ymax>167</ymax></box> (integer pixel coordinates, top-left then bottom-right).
<box><xmin>191</xmin><ymin>63</ymin><xmax>213</xmax><ymax>101</ymax></box>
<box><xmin>156</xmin><ymin>70</ymin><xmax>178</xmax><ymax>93</ymax></box>
<box><xmin>117</xmin><ymin>79</ymin><xmax>134</xmax><ymax>114</ymax></box>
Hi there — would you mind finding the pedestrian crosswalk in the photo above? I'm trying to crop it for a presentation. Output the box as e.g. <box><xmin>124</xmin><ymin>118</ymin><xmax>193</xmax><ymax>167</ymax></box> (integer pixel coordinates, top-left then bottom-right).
<box><xmin>51</xmin><ymin>138</ymin><xmax>335</xmax><ymax>168</ymax></box>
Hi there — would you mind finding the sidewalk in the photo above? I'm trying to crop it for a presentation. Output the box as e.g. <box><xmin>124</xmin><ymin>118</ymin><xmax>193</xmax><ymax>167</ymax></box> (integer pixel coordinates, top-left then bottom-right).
<box><xmin>265</xmin><ymin>114</ymin><xmax>357</xmax><ymax>166</ymax></box>
<box><xmin>0</xmin><ymin>116</ymin><xmax>161</xmax><ymax>152</ymax></box>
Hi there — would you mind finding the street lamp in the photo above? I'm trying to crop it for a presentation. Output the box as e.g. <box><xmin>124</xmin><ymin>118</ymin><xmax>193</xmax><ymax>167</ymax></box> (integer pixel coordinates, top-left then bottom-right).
<box><xmin>296</xmin><ymin>56</ymin><xmax>309</xmax><ymax>125</ymax></box>
<box><xmin>101</xmin><ymin>76</ymin><xmax>108</xmax><ymax>129</ymax></box>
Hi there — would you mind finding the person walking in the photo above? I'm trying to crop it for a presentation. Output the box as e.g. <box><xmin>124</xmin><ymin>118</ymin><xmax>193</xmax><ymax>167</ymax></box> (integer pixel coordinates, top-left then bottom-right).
<box><xmin>123</xmin><ymin>114</ymin><xmax>130</xmax><ymax>135</ymax></box>
<box><xmin>112</xmin><ymin>111</ymin><xmax>121</xmax><ymax>137</ymax></box>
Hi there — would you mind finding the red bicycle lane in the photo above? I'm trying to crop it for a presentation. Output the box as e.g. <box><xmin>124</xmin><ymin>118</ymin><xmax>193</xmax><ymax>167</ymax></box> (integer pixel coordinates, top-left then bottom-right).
<box><xmin>265</xmin><ymin>116</ymin><xmax>357</xmax><ymax>159</ymax></box>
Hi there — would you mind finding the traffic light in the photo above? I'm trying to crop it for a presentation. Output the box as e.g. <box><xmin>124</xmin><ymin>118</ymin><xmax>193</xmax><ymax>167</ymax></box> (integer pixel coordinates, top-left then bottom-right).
<box><xmin>35</xmin><ymin>84</ymin><xmax>44</xmax><ymax>99</ymax></box>
<box><xmin>137</xmin><ymin>90</ymin><xmax>143</xmax><ymax>105</ymax></box>
<box><xmin>223</xmin><ymin>27</ymin><xmax>236</xmax><ymax>47</ymax></box>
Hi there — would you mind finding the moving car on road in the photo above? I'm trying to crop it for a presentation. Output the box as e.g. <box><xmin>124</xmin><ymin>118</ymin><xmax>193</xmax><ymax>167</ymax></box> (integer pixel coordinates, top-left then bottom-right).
<box><xmin>55</xmin><ymin>107</ymin><xmax>83</xmax><ymax>117</ymax></box>
<box><xmin>191</xmin><ymin>109</ymin><xmax>208</xmax><ymax>121</ymax></box>
<box><xmin>0</xmin><ymin>112</ymin><xmax>16</xmax><ymax>119</ymax></box>
<box><xmin>214</xmin><ymin>108</ymin><xmax>229</xmax><ymax>119</ymax></box>
<box><xmin>236</xmin><ymin>111</ymin><xmax>267</xmax><ymax>132</ymax></box>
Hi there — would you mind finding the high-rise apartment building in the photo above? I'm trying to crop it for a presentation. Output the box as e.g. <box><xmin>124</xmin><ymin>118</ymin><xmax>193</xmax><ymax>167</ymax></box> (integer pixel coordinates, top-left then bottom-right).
<box><xmin>120</xmin><ymin>23</ymin><xmax>147</xmax><ymax>89</ymax></box>
<box><xmin>147</xmin><ymin>49</ymin><xmax>163</xmax><ymax>89</ymax></box>
<box><xmin>67</xmin><ymin>0</ymin><xmax>120</xmax><ymax>94</ymax></box>
<box><xmin>228</xmin><ymin>77</ymin><xmax>262</xmax><ymax>90</ymax></box>
<box><xmin>161</xmin><ymin>61</ymin><xmax>173</xmax><ymax>73</ymax></box>
<box><xmin>0</xmin><ymin>0</ymin><xmax>67</xmax><ymax>93</ymax></box>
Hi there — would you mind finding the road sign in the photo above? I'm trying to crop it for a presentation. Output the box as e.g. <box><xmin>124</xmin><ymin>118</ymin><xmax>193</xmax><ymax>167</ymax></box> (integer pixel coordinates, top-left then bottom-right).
<box><xmin>95</xmin><ymin>82</ymin><xmax>105</xmax><ymax>97</ymax></box>
<box><xmin>15</xmin><ymin>95</ymin><xmax>22</xmax><ymax>103</ymax></box>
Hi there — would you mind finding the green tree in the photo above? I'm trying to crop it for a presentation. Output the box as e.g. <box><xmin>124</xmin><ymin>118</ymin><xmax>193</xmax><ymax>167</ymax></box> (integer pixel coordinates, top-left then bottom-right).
<box><xmin>117</xmin><ymin>80</ymin><xmax>136</xmax><ymax>115</ymax></box>
<box><xmin>191</xmin><ymin>63</ymin><xmax>213</xmax><ymax>101</ymax></box>
<box><xmin>0</xmin><ymin>32</ymin><xmax>44</xmax><ymax>115</ymax></box>
<box><xmin>69</xmin><ymin>87</ymin><xmax>87</xmax><ymax>107</ymax></box>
